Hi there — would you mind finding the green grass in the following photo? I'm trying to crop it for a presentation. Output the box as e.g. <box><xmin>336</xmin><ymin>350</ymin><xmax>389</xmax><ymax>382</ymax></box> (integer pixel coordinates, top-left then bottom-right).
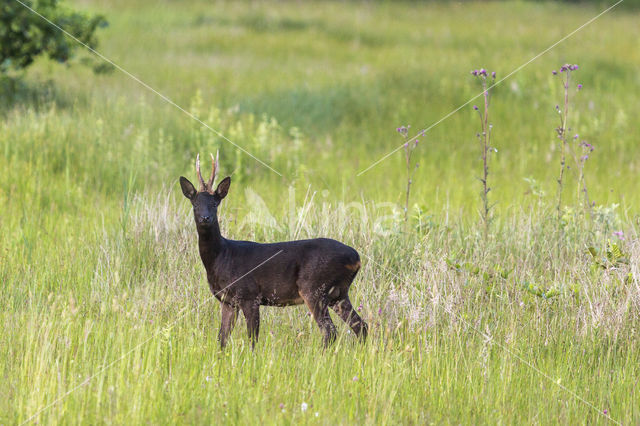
<box><xmin>2</xmin><ymin>0</ymin><xmax>640</xmax><ymax>424</ymax></box>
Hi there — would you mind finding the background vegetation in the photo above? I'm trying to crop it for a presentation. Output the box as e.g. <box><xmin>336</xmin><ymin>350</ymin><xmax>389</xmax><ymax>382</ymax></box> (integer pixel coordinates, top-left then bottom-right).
<box><xmin>1</xmin><ymin>0</ymin><xmax>107</xmax><ymax>75</ymax></box>
<box><xmin>1</xmin><ymin>0</ymin><xmax>639</xmax><ymax>424</ymax></box>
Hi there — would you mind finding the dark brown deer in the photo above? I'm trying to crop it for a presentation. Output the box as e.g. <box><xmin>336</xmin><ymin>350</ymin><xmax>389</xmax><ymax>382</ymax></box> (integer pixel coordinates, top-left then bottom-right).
<box><xmin>179</xmin><ymin>153</ymin><xmax>368</xmax><ymax>348</ymax></box>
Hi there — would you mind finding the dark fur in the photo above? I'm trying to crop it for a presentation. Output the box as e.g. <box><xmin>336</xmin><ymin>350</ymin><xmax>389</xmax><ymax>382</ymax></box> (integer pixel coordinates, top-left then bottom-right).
<box><xmin>180</xmin><ymin>175</ymin><xmax>368</xmax><ymax>348</ymax></box>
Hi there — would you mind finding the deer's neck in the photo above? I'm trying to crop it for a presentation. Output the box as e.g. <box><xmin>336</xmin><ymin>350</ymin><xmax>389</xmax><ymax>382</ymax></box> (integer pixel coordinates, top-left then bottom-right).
<box><xmin>197</xmin><ymin>221</ymin><xmax>224</xmax><ymax>271</ymax></box>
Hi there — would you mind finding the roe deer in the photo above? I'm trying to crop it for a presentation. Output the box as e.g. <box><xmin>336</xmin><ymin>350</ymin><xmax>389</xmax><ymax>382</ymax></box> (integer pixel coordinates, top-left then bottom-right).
<box><xmin>179</xmin><ymin>153</ymin><xmax>368</xmax><ymax>348</ymax></box>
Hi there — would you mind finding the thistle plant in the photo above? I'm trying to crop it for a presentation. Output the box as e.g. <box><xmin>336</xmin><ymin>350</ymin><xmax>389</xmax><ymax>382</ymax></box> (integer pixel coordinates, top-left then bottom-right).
<box><xmin>471</xmin><ymin>68</ymin><xmax>497</xmax><ymax>233</ymax></box>
<box><xmin>552</xmin><ymin>63</ymin><xmax>579</xmax><ymax>224</ymax></box>
<box><xmin>396</xmin><ymin>125</ymin><xmax>421</xmax><ymax>223</ymax></box>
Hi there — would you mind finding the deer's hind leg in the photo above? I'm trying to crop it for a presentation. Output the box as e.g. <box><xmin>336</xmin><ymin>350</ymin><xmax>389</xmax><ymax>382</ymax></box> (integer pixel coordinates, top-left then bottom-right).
<box><xmin>330</xmin><ymin>296</ymin><xmax>368</xmax><ymax>342</ymax></box>
<box><xmin>300</xmin><ymin>287</ymin><xmax>337</xmax><ymax>347</ymax></box>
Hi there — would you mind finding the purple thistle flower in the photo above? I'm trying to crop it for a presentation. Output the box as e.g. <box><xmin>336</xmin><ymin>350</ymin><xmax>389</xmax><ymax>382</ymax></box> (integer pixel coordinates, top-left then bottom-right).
<box><xmin>581</xmin><ymin>155</ymin><xmax>589</xmax><ymax>161</ymax></box>
<box><xmin>491</xmin><ymin>71</ymin><xmax>496</xmax><ymax>79</ymax></box>
<box><xmin>613</xmin><ymin>231</ymin><xmax>624</xmax><ymax>240</ymax></box>
<box><xmin>577</xmin><ymin>84</ymin><xmax>583</xmax><ymax>90</ymax></box>
<box><xmin>604</xmin><ymin>409</ymin><xmax>608</xmax><ymax>415</ymax></box>
<box><xmin>378</xmin><ymin>307</ymin><xmax>382</xmax><ymax>315</ymax></box>
<box><xmin>279</xmin><ymin>403</ymin><xmax>285</xmax><ymax>409</ymax></box>
<box><xmin>471</xmin><ymin>70</ymin><xmax>478</xmax><ymax>76</ymax></box>
<box><xmin>352</xmin><ymin>376</ymin><xmax>358</xmax><ymax>382</ymax></box>
<box><xmin>357</xmin><ymin>304</ymin><xmax>363</xmax><ymax>312</ymax></box>
<box><xmin>552</xmin><ymin>70</ymin><xmax>558</xmax><ymax>75</ymax></box>
<box><xmin>561</xmin><ymin>64</ymin><xmax>574</xmax><ymax>72</ymax></box>
<box><xmin>480</xmin><ymin>68</ymin><xmax>487</xmax><ymax>76</ymax></box>
<box><xmin>473</xmin><ymin>105</ymin><xmax>479</xmax><ymax>111</ymax></box>
<box><xmin>580</xmin><ymin>141</ymin><xmax>594</xmax><ymax>151</ymax></box>
<box><xmin>574</xmin><ymin>134</ymin><xmax>579</xmax><ymax>140</ymax></box>
<box><xmin>397</xmin><ymin>125</ymin><xmax>409</xmax><ymax>137</ymax></box>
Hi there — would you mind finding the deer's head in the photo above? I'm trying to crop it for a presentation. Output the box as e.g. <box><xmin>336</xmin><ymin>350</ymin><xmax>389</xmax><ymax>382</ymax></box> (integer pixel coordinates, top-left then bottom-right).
<box><xmin>179</xmin><ymin>152</ymin><xmax>231</xmax><ymax>231</ymax></box>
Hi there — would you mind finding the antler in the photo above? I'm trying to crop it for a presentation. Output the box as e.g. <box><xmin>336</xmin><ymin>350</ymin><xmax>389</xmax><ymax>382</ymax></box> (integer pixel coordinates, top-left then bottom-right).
<box><xmin>195</xmin><ymin>153</ymin><xmax>208</xmax><ymax>192</ymax></box>
<box><xmin>195</xmin><ymin>152</ymin><xmax>219</xmax><ymax>193</ymax></box>
<box><xmin>206</xmin><ymin>150</ymin><xmax>218</xmax><ymax>194</ymax></box>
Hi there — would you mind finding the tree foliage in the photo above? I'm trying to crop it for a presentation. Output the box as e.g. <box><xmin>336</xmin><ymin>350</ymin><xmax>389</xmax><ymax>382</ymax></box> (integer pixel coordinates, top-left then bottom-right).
<box><xmin>1</xmin><ymin>0</ymin><xmax>107</xmax><ymax>74</ymax></box>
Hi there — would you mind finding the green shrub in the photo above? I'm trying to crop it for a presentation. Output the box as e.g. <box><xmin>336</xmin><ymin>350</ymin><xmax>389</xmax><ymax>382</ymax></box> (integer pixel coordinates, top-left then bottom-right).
<box><xmin>0</xmin><ymin>0</ymin><xmax>107</xmax><ymax>74</ymax></box>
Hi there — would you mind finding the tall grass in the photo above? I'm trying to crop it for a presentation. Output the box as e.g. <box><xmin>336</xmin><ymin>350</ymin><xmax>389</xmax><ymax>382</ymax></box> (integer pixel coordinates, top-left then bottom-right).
<box><xmin>2</xmin><ymin>0</ymin><xmax>640</xmax><ymax>424</ymax></box>
<box><xmin>3</xmin><ymin>187</ymin><xmax>639</xmax><ymax>423</ymax></box>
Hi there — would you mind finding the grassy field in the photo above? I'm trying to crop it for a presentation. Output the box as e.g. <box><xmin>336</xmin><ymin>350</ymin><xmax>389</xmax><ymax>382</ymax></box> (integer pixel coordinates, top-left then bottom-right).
<box><xmin>2</xmin><ymin>0</ymin><xmax>640</xmax><ymax>424</ymax></box>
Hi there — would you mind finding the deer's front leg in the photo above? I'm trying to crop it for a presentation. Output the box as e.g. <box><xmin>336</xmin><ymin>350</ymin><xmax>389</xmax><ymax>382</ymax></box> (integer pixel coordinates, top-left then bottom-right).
<box><xmin>219</xmin><ymin>302</ymin><xmax>238</xmax><ymax>348</ymax></box>
<box><xmin>240</xmin><ymin>300</ymin><xmax>260</xmax><ymax>349</ymax></box>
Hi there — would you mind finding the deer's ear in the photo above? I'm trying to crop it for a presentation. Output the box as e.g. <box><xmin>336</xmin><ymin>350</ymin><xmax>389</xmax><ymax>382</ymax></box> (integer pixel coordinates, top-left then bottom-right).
<box><xmin>215</xmin><ymin>176</ymin><xmax>231</xmax><ymax>200</ymax></box>
<box><xmin>179</xmin><ymin>176</ymin><xmax>197</xmax><ymax>200</ymax></box>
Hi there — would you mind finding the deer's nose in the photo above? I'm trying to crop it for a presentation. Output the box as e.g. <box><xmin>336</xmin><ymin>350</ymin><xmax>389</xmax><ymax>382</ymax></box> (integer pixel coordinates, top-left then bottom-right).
<box><xmin>199</xmin><ymin>215</ymin><xmax>212</xmax><ymax>224</ymax></box>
